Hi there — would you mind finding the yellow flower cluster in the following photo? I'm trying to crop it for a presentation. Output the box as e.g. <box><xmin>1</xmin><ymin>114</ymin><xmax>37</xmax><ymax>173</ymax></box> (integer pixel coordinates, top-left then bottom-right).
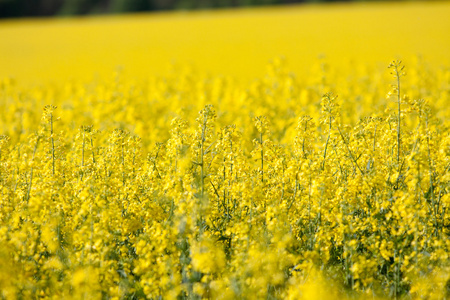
<box><xmin>0</xmin><ymin>59</ymin><xmax>449</xmax><ymax>299</ymax></box>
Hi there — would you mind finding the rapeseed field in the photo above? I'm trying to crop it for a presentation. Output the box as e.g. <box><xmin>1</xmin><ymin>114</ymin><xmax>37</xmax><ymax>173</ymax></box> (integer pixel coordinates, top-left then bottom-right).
<box><xmin>0</xmin><ymin>2</ymin><xmax>450</xmax><ymax>299</ymax></box>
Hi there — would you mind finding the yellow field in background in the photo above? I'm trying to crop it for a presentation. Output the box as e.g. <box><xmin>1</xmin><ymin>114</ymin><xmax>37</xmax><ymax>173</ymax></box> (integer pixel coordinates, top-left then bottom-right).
<box><xmin>1</xmin><ymin>2</ymin><xmax>450</xmax><ymax>299</ymax></box>
<box><xmin>1</xmin><ymin>1</ymin><xmax>449</xmax><ymax>84</ymax></box>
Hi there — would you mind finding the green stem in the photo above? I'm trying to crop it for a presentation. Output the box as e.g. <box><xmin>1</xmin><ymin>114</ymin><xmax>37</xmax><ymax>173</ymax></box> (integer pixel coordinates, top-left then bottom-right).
<box><xmin>121</xmin><ymin>138</ymin><xmax>125</xmax><ymax>186</ymax></box>
<box><xmin>90</xmin><ymin>135</ymin><xmax>96</xmax><ymax>164</ymax></box>
<box><xmin>50</xmin><ymin>114</ymin><xmax>55</xmax><ymax>176</ymax></box>
<box><xmin>395</xmin><ymin>67</ymin><xmax>401</xmax><ymax>173</ymax></box>
<box><xmin>426</xmin><ymin>115</ymin><xmax>438</xmax><ymax>236</ymax></box>
<box><xmin>260</xmin><ymin>131</ymin><xmax>264</xmax><ymax>184</ymax></box>
<box><xmin>338</xmin><ymin>126</ymin><xmax>364</xmax><ymax>175</ymax></box>
<box><xmin>322</xmin><ymin>116</ymin><xmax>332</xmax><ymax>170</ymax></box>
<box><xmin>26</xmin><ymin>136</ymin><xmax>40</xmax><ymax>202</ymax></box>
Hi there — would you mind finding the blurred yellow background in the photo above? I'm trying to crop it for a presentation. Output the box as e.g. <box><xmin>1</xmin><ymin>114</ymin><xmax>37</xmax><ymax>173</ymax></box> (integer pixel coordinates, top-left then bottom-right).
<box><xmin>1</xmin><ymin>1</ymin><xmax>449</xmax><ymax>84</ymax></box>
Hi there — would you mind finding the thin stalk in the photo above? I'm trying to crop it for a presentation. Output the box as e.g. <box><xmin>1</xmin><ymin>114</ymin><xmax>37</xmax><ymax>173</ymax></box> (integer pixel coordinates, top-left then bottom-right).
<box><xmin>287</xmin><ymin>177</ymin><xmax>298</xmax><ymax>213</ymax></box>
<box><xmin>322</xmin><ymin>116</ymin><xmax>332</xmax><ymax>170</ymax></box>
<box><xmin>198</xmin><ymin>114</ymin><xmax>208</xmax><ymax>236</ymax></box>
<box><xmin>373</xmin><ymin>124</ymin><xmax>377</xmax><ymax>153</ymax></box>
<box><xmin>337</xmin><ymin>126</ymin><xmax>364</xmax><ymax>175</ymax></box>
<box><xmin>308</xmin><ymin>165</ymin><xmax>313</xmax><ymax>250</ymax></box>
<box><xmin>81</xmin><ymin>131</ymin><xmax>85</xmax><ymax>181</ymax></box>
<box><xmin>201</xmin><ymin>120</ymin><xmax>206</xmax><ymax>199</ymax></box>
<box><xmin>302</xmin><ymin>119</ymin><xmax>308</xmax><ymax>158</ymax></box>
<box><xmin>394</xmin><ymin>66</ymin><xmax>401</xmax><ymax>172</ymax></box>
<box><xmin>226</xmin><ymin>139</ymin><xmax>233</xmax><ymax>219</ymax></box>
<box><xmin>425</xmin><ymin>114</ymin><xmax>438</xmax><ymax>235</ymax></box>
<box><xmin>332</xmin><ymin>144</ymin><xmax>344</xmax><ymax>176</ymax></box>
<box><xmin>223</xmin><ymin>156</ymin><xmax>226</xmax><ymax>214</ymax></box>
<box><xmin>27</xmin><ymin>136</ymin><xmax>40</xmax><ymax>202</ymax></box>
<box><xmin>132</xmin><ymin>146</ymin><xmax>136</xmax><ymax>178</ymax></box>
<box><xmin>50</xmin><ymin>113</ymin><xmax>55</xmax><ymax>176</ymax></box>
<box><xmin>90</xmin><ymin>135</ymin><xmax>96</xmax><ymax>164</ymax></box>
<box><xmin>369</xmin><ymin>123</ymin><xmax>377</xmax><ymax>170</ymax></box>
<box><xmin>82</xmin><ymin>131</ymin><xmax>85</xmax><ymax>167</ymax></box>
<box><xmin>121</xmin><ymin>139</ymin><xmax>125</xmax><ymax>186</ymax></box>
<box><xmin>152</xmin><ymin>144</ymin><xmax>162</xmax><ymax>179</ymax></box>
<box><xmin>260</xmin><ymin>131</ymin><xmax>264</xmax><ymax>184</ymax></box>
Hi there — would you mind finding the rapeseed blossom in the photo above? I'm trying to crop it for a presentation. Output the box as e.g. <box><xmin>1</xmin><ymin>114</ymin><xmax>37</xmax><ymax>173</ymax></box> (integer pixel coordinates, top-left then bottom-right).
<box><xmin>0</xmin><ymin>58</ymin><xmax>449</xmax><ymax>299</ymax></box>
